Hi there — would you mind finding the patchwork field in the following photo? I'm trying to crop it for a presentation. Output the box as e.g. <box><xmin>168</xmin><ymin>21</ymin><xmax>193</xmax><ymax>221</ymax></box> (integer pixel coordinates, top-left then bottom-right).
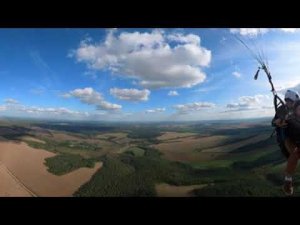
<box><xmin>157</xmin><ymin>132</ymin><xmax>199</xmax><ymax>141</ymax></box>
<box><xmin>0</xmin><ymin>141</ymin><xmax>102</xmax><ymax>196</ymax></box>
<box><xmin>153</xmin><ymin>134</ymin><xmax>230</xmax><ymax>162</ymax></box>
<box><xmin>20</xmin><ymin>136</ymin><xmax>46</xmax><ymax>144</ymax></box>
<box><xmin>201</xmin><ymin>134</ymin><xmax>270</xmax><ymax>153</ymax></box>
<box><xmin>0</xmin><ymin>119</ymin><xmax>291</xmax><ymax>197</ymax></box>
<box><xmin>152</xmin><ymin>132</ymin><xmax>270</xmax><ymax>163</ymax></box>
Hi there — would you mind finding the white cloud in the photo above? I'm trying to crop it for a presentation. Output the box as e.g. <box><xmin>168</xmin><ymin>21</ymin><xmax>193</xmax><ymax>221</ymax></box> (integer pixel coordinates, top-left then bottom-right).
<box><xmin>4</xmin><ymin>98</ymin><xmax>19</xmax><ymax>104</ymax></box>
<box><xmin>230</xmin><ymin>28</ymin><xmax>299</xmax><ymax>37</ymax></box>
<box><xmin>63</xmin><ymin>87</ymin><xmax>121</xmax><ymax>111</ymax></box>
<box><xmin>230</xmin><ymin>28</ymin><xmax>269</xmax><ymax>37</ymax></box>
<box><xmin>0</xmin><ymin>101</ymin><xmax>89</xmax><ymax>118</ymax></box>
<box><xmin>168</xmin><ymin>90</ymin><xmax>179</xmax><ymax>96</ymax></box>
<box><xmin>193</xmin><ymin>86</ymin><xmax>219</xmax><ymax>93</ymax></box>
<box><xmin>278</xmin><ymin>82</ymin><xmax>300</xmax><ymax>95</ymax></box>
<box><xmin>110</xmin><ymin>88</ymin><xmax>150</xmax><ymax>101</ymax></box>
<box><xmin>167</xmin><ymin>33</ymin><xmax>200</xmax><ymax>45</ymax></box>
<box><xmin>96</xmin><ymin>101</ymin><xmax>122</xmax><ymax>111</ymax></box>
<box><xmin>173</xmin><ymin>102</ymin><xmax>216</xmax><ymax>114</ymax></box>
<box><xmin>71</xmin><ymin>29</ymin><xmax>211</xmax><ymax>89</ymax></box>
<box><xmin>226</xmin><ymin>94</ymin><xmax>271</xmax><ymax>111</ymax></box>
<box><xmin>280</xmin><ymin>28</ymin><xmax>299</xmax><ymax>33</ymax></box>
<box><xmin>20</xmin><ymin>106</ymin><xmax>86</xmax><ymax>116</ymax></box>
<box><xmin>232</xmin><ymin>71</ymin><xmax>241</xmax><ymax>78</ymax></box>
<box><xmin>63</xmin><ymin>87</ymin><xmax>102</xmax><ymax>105</ymax></box>
<box><xmin>145</xmin><ymin>108</ymin><xmax>166</xmax><ymax>113</ymax></box>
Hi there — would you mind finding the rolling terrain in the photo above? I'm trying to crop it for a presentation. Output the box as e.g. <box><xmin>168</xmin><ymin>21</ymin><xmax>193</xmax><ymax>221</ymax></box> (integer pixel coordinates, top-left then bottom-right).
<box><xmin>0</xmin><ymin>118</ymin><xmax>292</xmax><ymax>197</ymax></box>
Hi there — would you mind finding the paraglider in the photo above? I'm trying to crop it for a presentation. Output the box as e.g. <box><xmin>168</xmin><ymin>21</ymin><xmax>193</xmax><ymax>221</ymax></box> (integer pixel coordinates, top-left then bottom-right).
<box><xmin>235</xmin><ymin>30</ymin><xmax>300</xmax><ymax>195</ymax></box>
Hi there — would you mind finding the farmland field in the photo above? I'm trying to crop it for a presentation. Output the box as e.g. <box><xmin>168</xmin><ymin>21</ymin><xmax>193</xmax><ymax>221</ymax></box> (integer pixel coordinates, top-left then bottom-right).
<box><xmin>0</xmin><ymin>118</ymin><xmax>293</xmax><ymax>196</ymax></box>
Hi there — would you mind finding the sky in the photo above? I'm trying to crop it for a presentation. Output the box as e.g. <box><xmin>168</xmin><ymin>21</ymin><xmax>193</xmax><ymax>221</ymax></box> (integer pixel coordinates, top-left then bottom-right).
<box><xmin>0</xmin><ymin>28</ymin><xmax>300</xmax><ymax>121</ymax></box>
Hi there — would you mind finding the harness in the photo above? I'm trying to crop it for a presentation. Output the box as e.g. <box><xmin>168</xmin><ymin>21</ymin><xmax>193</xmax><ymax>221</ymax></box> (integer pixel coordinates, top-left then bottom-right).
<box><xmin>254</xmin><ymin>65</ymin><xmax>290</xmax><ymax>158</ymax></box>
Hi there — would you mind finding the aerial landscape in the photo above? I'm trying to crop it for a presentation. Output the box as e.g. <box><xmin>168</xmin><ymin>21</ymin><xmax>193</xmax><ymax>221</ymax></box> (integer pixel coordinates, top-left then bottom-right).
<box><xmin>0</xmin><ymin>118</ymin><xmax>289</xmax><ymax>196</ymax></box>
<box><xmin>0</xmin><ymin>28</ymin><xmax>300</xmax><ymax>196</ymax></box>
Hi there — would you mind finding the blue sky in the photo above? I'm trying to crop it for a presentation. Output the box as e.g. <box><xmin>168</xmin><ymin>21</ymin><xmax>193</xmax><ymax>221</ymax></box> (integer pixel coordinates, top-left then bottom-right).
<box><xmin>0</xmin><ymin>28</ymin><xmax>300</xmax><ymax>121</ymax></box>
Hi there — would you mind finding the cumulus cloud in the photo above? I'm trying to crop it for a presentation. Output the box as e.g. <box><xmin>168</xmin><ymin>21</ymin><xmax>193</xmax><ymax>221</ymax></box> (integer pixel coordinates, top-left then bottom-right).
<box><xmin>19</xmin><ymin>106</ymin><xmax>87</xmax><ymax>116</ymax></box>
<box><xmin>230</xmin><ymin>28</ymin><xmax>299</xmax><ymax>37</ymax></box>
<box><xmin>0</xmin><ymin>101</ymin><xmax>89</xmax><ymax>118</ymax></box>
<box><xmin>63</xmin><ymin>87</ymin><xmax>102</xmax><ymax>104</ymax></box>
<box><xmin>145</xmin><ymin>108</ymin><xmax>166</xmax><ymax>113</ymax></box>
<box><xmin>4</xmin><ymin>98</ymin><xmax>19</xmax><ymax>104</ymax></box>
<box><xmin>71</xmin><ymin>29</ymin><xmax>211</xmax><ymax>89</ymax></box>
<box><xmin>110</xmin><ymin>88</ymin><xmax>150</xmax><ymax>101</ymax></box>
<box><xmin>96</xmin><ymin>101</ymin><xmax>122</xmax><ymax>111</ymax></box>
<box><xmin>63</xmin><ymin>87</ymin><xmax>121</xmax><ymax>111</ymax></box>
<box><xmin>168</xmin><ymin>90</ymin><xmax>179</xmax><ymax>96</ymax></box>
<box><xmin>167</xmin><ymin>33</ymin><xmax>200</xmax><ymax>45</ymax></box>
<box><xmin>232</xmin><ymin>71</ymin><xmax>241</xmax><ymax>78</ymax></box>
<box><xmin>173</xmin><ymin>102</ymin><xmax>216</xmax><ymax>114</ymax></box>
<box><xmin>226</xmin><ymin>94</ymin><xmax>271</xmax><ymax>112</ymax></box>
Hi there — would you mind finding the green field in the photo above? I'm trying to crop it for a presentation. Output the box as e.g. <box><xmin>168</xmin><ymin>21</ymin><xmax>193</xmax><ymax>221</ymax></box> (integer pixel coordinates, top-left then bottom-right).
<box><xmin>124</xmin><ymin>147</ymin><xmax>145</xmax><ymax>156</ymax></box>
